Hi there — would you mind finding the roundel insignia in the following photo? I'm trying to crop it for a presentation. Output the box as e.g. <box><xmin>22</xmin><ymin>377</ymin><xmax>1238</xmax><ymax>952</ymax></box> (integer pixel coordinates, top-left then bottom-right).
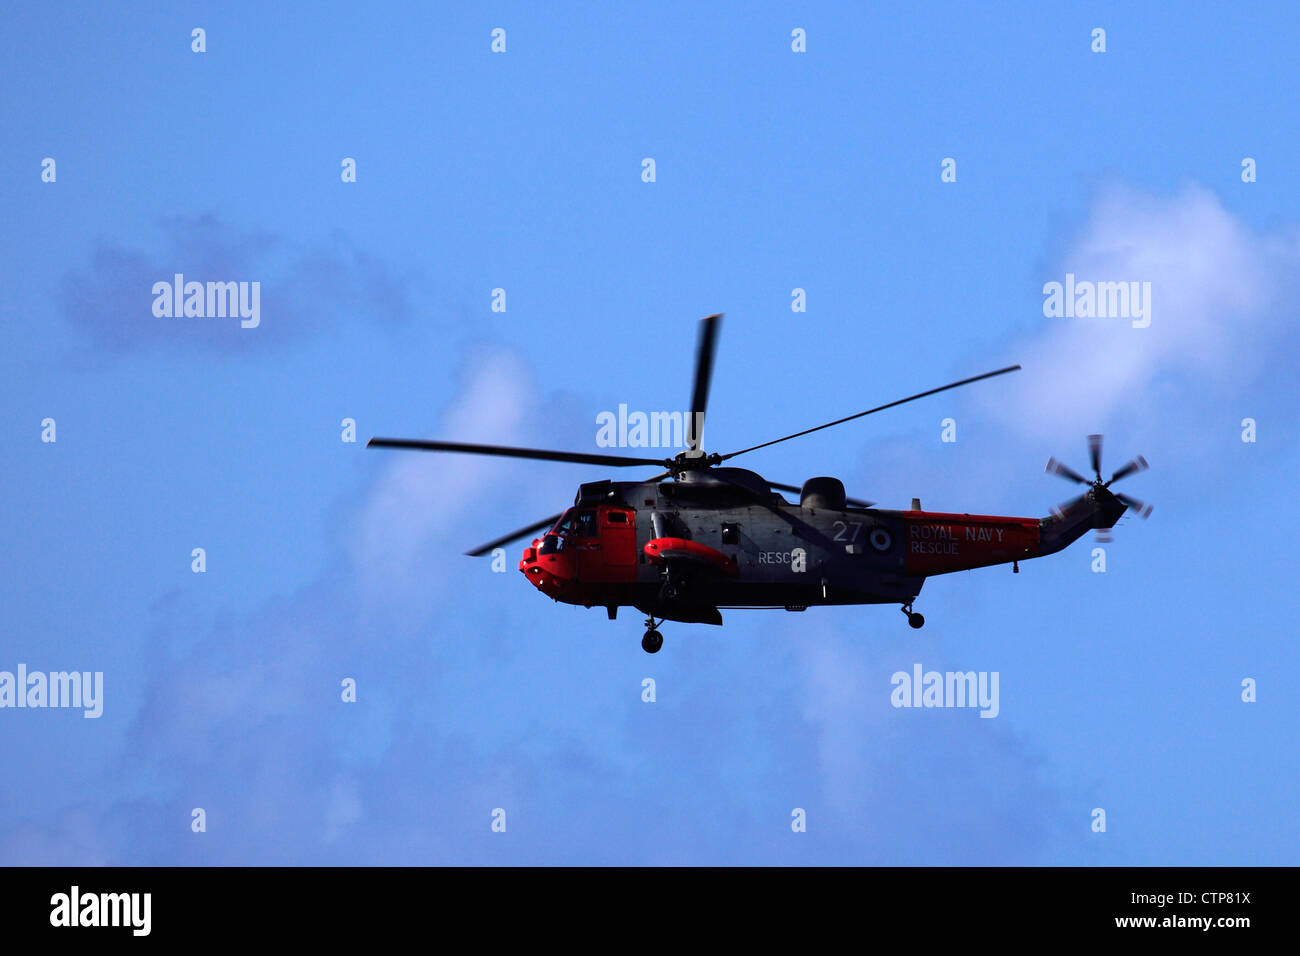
<box><xmin>869</xmin><ymin>527</ymin><xmax>892</xmax><ymax>552</ymax></box>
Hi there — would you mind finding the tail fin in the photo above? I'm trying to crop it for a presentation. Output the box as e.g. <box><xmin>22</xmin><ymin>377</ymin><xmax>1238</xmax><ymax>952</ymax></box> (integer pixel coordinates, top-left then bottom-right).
<box><xmin>1039</xmin><ymin>489</ymin><xmax>1128</xmax><ymax>556</ymax></box>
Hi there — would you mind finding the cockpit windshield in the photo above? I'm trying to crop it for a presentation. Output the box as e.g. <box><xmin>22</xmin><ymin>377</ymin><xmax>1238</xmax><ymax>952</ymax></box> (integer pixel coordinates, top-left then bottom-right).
<box><xmin>553</xmin><ymin>509</ymin><xmax>597</xmax><ymax>539</ymax></box>
<box><xmin>539</xmin><ymin>509</ymin><xmax>597</xmax><ymax>554</ymax></box>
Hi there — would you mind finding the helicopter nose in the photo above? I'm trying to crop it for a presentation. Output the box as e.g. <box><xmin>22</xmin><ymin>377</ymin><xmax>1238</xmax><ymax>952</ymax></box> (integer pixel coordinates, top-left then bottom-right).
<box><xmin>519</xmin><ymin>538</ymin><xmax>576</xmax><ymax>599</ymax></box>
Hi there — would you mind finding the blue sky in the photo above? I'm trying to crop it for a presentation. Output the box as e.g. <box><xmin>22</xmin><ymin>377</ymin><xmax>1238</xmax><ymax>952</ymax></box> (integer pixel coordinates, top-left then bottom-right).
<box><xmin>1</xmin><ymin>1</ymin><xmax>1297</xmax><ymax>864</ymax></box>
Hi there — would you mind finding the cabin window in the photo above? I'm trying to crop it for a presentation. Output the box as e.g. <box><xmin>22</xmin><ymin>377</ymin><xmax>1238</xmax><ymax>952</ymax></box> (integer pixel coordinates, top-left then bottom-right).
<box><xmin>606</xmin><ymin>512</ymin><xmax>628</xmax><ymax>523</ymax></box>
<box><xmin>721</xmin><ymin>523</ymin><xmax>739</xmax><ymax>545</ymax></box>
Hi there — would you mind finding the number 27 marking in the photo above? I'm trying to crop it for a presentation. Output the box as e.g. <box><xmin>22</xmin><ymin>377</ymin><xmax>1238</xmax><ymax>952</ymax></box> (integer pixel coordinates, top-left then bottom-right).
<box><xmin>832</xmin><ymin>521</ymin><xmax>863</xmax><ymax>542</ymax></box>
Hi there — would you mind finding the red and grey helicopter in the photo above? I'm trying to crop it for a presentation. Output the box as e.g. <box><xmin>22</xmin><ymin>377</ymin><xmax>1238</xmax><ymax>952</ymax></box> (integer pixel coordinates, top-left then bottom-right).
<box><xmin>369</xmin><ymin>315</ymin><xmax>1150</xmax><ymax>653</ymax></box>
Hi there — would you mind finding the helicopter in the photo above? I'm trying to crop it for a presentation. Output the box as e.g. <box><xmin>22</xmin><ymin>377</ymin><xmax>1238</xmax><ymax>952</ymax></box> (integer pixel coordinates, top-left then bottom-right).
<box><xmin>368</xmin><ymin>314</ymin><xmax>1150</xmax><ymax>653</ymax></box>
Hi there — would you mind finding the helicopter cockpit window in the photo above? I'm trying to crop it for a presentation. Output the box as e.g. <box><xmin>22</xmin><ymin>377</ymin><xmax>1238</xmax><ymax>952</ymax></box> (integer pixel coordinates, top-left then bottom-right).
<box><xmin>569</xmin><ymin>510</ymin><xmax>597</xmax><ymax>538</ymax></box>
<box><xmin>548</xmin><ymin>509</ymin><xmax>596</xmax><ymax>543</ymax></box>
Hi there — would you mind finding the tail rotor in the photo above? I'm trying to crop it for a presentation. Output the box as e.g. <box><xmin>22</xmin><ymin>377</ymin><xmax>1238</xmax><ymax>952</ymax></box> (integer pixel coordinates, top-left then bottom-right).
<box><xmin>1046</xmin><ymin>434</ymin><xmax>1152</xmax><ymax>540</ymax></box>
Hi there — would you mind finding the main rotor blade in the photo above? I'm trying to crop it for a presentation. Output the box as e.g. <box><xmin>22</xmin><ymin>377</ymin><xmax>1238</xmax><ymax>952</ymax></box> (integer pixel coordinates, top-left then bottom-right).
<box><xmin>687</xmin><ymin>313</ymin><xmax>723</xmax><ymax>452</ymax></box>
<box><xmin>767</xmin><ymin>481</ymin><xmax>875</xmax><ymax>508</ymax></box>
<box><xmin>466</xmin><ymin>513</ymin><xmax>564</xmax><ymax>557</ymax></box>
<box><xmin>1046</xmin><ymin>456</ymin><xmax>1089</xmax><ymax>485</ymax></box>
<box><xmin>367</xmin><ymin>438</ymin><xmax>668</xmax><ymax>469</ymax></box>
<box><xmin>1088</xmin><ymin>434</ymin><xmax>1104</xmax><ymax>478</ymax></box>
<box><xmin>1109</xmin><ymin>455</ymin><xmax>1149</xmax><ymax>483</ymax></box>
<box><xmin>718</xmin><ymin>364</ymin><xmax>1021</xmax><ymax>462</ymax></box>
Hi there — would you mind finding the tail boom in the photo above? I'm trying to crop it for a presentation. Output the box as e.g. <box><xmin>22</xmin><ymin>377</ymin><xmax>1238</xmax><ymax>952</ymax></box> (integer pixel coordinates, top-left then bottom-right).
<box><xmin>902</xmin><ymin>492</ymin><xmax>1126</xmax><ymax>575</ymax></box>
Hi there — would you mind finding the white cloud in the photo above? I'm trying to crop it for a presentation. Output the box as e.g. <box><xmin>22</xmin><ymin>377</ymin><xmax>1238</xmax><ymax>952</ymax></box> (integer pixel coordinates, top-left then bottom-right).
<box><xmin>990</xmin><ymin>183</ymin><xmax>1297</xmax><ymax>440</ymax></box>
<box><xmin>351</xmin><ymin>349</ymin><xmax>537</xmax><ymax>600</ymax></box>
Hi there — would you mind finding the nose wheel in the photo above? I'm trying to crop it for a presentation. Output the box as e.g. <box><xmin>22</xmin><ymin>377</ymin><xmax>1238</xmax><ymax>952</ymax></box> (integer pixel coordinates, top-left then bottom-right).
<box><xmin>642</xmin><ymin>616</ymin><xmax>664</xmax><ymax>654</ymax></box>
<box><xmin>900</xmin><ymin>603</ymin><xmax>925</xmax><ymax>629</ymax></box>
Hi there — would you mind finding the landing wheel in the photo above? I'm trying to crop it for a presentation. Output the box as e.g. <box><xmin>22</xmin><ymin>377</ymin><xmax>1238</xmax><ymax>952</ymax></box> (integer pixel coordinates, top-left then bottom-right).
<box><xmin>908</xmin><ymin>613</ymin><xmax>925</xmax><ymax>629</ymax></box>
<box><xmin>641</xmin><ymin>629</ymin><xmax>663</xmax><ymax>654</ymax></box>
